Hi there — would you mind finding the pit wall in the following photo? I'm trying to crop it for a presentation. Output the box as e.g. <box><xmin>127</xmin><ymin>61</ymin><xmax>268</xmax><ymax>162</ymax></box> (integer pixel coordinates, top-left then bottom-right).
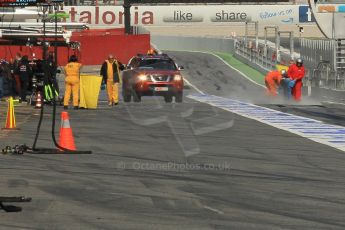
<box><xmin>71</xmin><ymin>29</ymin><xmax>150</xmax><ymax>65</ymax></box>
<box><xmin>0</xmin><ymin>29</ymin><xmax>151</xmax><ymax>66</ymax></box>
<box><xmin>151</xmin><ymin>35</ymin><xmax>235</xmax><ymax>54</ymax></box>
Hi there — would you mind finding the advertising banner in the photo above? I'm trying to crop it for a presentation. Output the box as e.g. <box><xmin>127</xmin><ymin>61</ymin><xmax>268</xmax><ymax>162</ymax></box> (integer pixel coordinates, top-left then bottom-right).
<box><xmin>61</xmin><ymin>5</ymin><xmax>312</xmax><ymax>28</ymax></box>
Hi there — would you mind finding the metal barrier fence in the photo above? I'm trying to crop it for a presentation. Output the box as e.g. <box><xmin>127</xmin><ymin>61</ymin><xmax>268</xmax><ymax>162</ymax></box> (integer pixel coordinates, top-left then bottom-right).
<box><xmin>235</xmin><ymin>39</ymin><xmax>273</xmax><ymax>71</ymax></box>
<box><xmin>301</xmin><ymin>38</ymin><xmax>345</xmax><ymax>90</ymax></box>
<box><xmin>234</xmin><ymin>22</ymin><xmax>297</xmax><ymax>73</ymax></box>
<box><xmin>312</xmin><ymin>68</ymin><xmax>345</xmax><ymax>90</ymax></box>
<box><xmin>234</xmin><ymin>38</ymin><xmax>294</xmax><ymax>72</ymax></box>
<box><xmin>300</xmin><ymin>38</ymin><xmax>334</xmax><ymax>75</ymax></box>
<box><xmin>236</xmin><ymin>35</ymin><xmax>345</xmax><ymax>90</ymax></box>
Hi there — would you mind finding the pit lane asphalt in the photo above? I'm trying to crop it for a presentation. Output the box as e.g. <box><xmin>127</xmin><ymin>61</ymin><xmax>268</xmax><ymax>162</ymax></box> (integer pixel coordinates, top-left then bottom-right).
<box><xmin>0</xmin><ymin>51</ymin><xmax>345</xmax><ymax>230</ymax></box>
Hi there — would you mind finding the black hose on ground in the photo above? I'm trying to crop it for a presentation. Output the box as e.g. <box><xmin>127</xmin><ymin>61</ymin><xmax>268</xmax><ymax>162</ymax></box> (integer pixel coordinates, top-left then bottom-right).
<box><xmin>2</xmin><ymin>60</ymin><xmax>92</xmax><ymax>155</ymax></box>
<box><xmin>32</xmin><ymin>92</ymin><xmax>44</xmax><ymax>150</ymax></box>
<box><xmin>31</xmin><ymin>60</ymin><xmax>92</xmax><ymax>154</ymax></box>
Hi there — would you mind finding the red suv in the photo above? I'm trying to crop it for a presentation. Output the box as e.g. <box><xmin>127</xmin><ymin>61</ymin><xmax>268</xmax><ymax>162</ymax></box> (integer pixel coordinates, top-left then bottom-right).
<box><xmin>122</xmin><ymin>54</ymin><xmax>184</xmax><ymax>103</ymax></box>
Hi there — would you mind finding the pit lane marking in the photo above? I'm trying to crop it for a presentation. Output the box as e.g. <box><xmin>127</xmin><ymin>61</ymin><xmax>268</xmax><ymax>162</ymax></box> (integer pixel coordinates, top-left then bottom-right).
<box><xmin>188</xmin><ymin>94</ymin><xmax>345</xmax><ymax>152</ymax></box>
<box><xmin>203</xmin><ymin>205</ymin><xmax>224</xmax><ymax>215</ymax></box>
<box><xmin>183</xmin><ymin>78</ymin><xmax>205</xmax><ymax>95</ymax></box>
<box><xmin>322</xmin><ymin>101</ymin><xmax>345</xmax><ymax>106</ymax></box>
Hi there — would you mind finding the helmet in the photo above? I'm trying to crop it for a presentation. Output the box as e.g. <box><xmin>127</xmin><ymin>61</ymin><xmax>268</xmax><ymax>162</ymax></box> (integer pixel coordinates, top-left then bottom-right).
<box><xmin>69</xmin><ymin>55</ymin><xmax>78</xmax><ymax>62</ymax></box>
<box><xmin>296</xmin><ymin>58</ymin><xmax>303</xmax><ymax>67</ymax></box>
<box><xmin>147</xmin><ymin>48</ymin><xmax>155</xmax><ymax>55</ymax></box>
<box><xmin>280</xmin><ymin>69</ymin><xmax>288</xmax><ymax>77</ymax></box>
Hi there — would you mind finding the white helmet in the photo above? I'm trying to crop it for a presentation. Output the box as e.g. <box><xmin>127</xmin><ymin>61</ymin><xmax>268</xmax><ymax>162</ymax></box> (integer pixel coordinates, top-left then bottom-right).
<box><xmin>280</xmin><ymin>69</ymin><xmax>288</xmax><ymax>77</ymax></box>
<box><xmin>296</xmin><ymin>58</ymin><xmax>303</xmax><ymax>67</ymax></box>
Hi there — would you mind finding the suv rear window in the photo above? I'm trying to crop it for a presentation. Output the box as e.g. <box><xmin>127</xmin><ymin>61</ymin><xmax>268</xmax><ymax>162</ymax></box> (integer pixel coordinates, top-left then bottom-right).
<box><xmin>138</xmin><ymin>58</ymin><xmax>177</xmax><ymax>71</ymax></box>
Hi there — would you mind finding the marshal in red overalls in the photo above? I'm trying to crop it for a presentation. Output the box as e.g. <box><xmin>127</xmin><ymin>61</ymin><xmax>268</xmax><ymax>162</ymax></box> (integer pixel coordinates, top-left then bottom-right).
<box><xmin>287</xmin><ymin>58</ymin><xmax>305</xmax><ymax>101</ymax></box>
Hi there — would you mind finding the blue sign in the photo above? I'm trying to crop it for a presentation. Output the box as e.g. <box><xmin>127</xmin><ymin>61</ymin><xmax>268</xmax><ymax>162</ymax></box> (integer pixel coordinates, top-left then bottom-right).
<box><xmin>339</xmin><ymin>5</ymin><xmax>345</xmax><ymax>13</ymax></box>
<box><xmin>299</xmin><ymin>6</ymin><xmax>315</xmax><ymax>23</ymax></box>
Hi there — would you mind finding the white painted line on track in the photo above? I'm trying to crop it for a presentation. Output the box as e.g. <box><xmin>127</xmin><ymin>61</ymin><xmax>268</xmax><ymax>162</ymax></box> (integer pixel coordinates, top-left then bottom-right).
<box><xmin>207</xmin><ymin>52</ymin><xmax>265</xmax><ymax>88</ymax></box>
<box><xmin>183</xmin><ymin>78</ymin><xmax>205</xmax><ymax>95</ymax></box>
<box><xmin>322</xmin><ymin>101</ymin><xmax>345</xmax><ymax>106</ymax></box>
<box><xmin>188</xmin><ymin>94</ymin><xmax>345</xmax><ymax>152</ymax></box>
<box><xmin>203</xmin><ymin>205</ymin><xmax>224</xmax><ymax>215</ymax></box>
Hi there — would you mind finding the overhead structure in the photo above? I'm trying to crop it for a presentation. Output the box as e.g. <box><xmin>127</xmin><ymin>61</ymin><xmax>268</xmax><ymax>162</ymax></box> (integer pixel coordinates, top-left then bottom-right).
<box><xmin>308</xmin><ymin>0</ymin><xmax>345</xmax><ymax>39</ymax></box>
<box><xmin>0</xmin><ymin>24</ymin><xmax>81</xmax><ymax>54</ymax></box>
<box><xmin>307</xmin><ymin>0</ymin><xmax>345</xmax><ymax>76</ymax></box>
<box><xmin>123</xmin><ymin>0</ymin><xmax>289</xmax><ymax>34</ymax></box>
<box><xmin>0</xmin><ymin>31</ymin><xmax>71</xmax><ymax>39</ymax></box>
<box><xmin>0</xmin><ymin>7</ymin><xmax>40</xmax><ymax>21</ymax></box>
<box><xmin>0</xmin><ymin>21</ymin><xmax>87</xmax><ymax>48</ymax></box>
<box><xmin>0</xmin><ymin>0</ymin><xmax>84</xmax><ymax>61</ymax></box>
<box><xmin>0</xmin><ymin>22</ymin><xmax>88</xmax><ymax>31</ymax></box>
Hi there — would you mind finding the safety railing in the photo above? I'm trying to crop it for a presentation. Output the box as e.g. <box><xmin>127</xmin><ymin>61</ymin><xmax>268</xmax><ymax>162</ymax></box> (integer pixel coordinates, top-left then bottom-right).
<box><xmin>131</xmin><ymin>26</ymin><xmax>150</xmax><ymax>35</ymax></box>
<box><xmin>236</xmin><ymin>32</ymin><xmax>345</xmax><ymax>91</ymax></box>
<box><xmin>235</xmin><ymin>38</ymin><xmax>293</xmax><ymax>72</ymax></box>
<box><xmin>310</xmin><ymin>69</ymin><xmax>345</xmax><ymax>90</ymax></box>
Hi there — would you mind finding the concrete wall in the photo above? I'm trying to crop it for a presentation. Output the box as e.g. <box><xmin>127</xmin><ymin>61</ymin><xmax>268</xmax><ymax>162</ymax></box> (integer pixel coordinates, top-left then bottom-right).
<box><xmin>151</xmin><ymin>35</ymin><xmax>235</xmax><ymax>54</ymax></box>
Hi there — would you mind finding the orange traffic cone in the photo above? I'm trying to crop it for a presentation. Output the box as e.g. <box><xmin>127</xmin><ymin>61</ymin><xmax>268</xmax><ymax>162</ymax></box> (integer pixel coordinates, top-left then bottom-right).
<box><xmin>2</xmin><ymin>97</ymin><xmax>19</xmax><ymax>130</ymax></box>
<box><xmin>59</xmin><ymin>111</ymin><xmax>76</xmax><ymax>151</ymax></box>
<box><xmin>35</xmin><ymin>92</ymin><xmax>42</xmax><ymax>109</ymax></box>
